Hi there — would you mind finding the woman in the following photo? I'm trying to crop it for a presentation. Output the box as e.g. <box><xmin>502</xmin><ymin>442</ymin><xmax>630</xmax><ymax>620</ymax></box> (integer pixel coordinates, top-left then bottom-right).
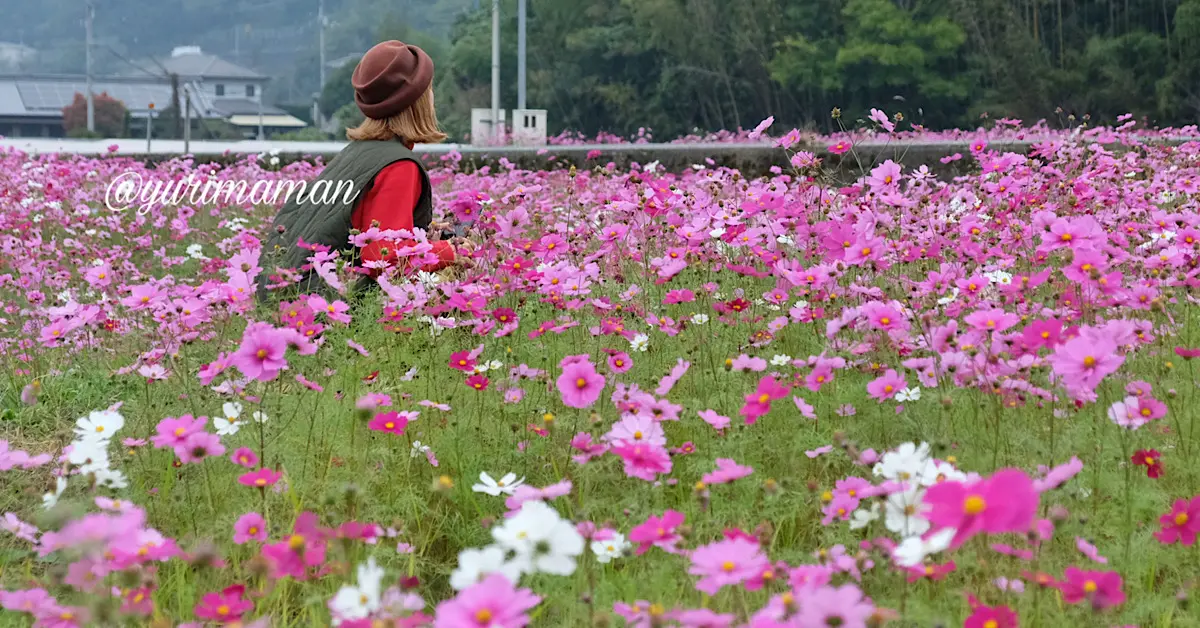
<box><xmin>260</xmin><ymin>40</ymin><xmax>467</xmax><ymax>298</ymax></box>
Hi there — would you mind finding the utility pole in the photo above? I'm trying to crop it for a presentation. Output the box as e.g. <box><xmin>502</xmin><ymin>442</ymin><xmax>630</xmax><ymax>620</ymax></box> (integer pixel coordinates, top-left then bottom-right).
<box><xmin>258</xmin><ymin>95</ymin><xmax>265</xmax><ymax>141</ymax></box>
<box><xmin>491</xmin><ymin>0</ymin><xmax>501</xmax><ymax>143</ymax></box>
<box><xmin>183</xmin><ymin>86</ymin><xmax>191</xmax><ymax>154</ymax></box>
<box><xmin>318</xmin><ymin>0</ymin><xmax>327</xmax><ymax>90</ymax></box>
<box><xmin>517</xmin><ymin>0</ymin><xmax>526</xmax><ymax>111</ymax></box>
<box><xmin>85</xmin><ymin>0</ymin><xmax>95</xmax><ymax>133</ymax></box>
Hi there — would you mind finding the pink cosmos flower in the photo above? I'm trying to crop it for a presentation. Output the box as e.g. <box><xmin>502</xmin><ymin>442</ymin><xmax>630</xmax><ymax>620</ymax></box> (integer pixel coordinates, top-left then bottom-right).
<box><xmin>557</xmin><ymin>357</ymin><xmax>606</xmax><ymax>409</ymax></box>
<box><xmin>433</xmin><ymin>573</ymin><xmax>541</xmax><ymax>628</ymax></box>
<box><xmin>151</xmin><ymin>415</ymin><xmax>207</xmax><ymax>449</ymax></box>
<box><xmin>1049</xmin><ymin>335</ymin><xmax>1124</xmax><ymax>393</ymax></box>
<box><xmin>465</xmin><ymin>375</ymin><xmax>490</xmax><ymax>391</ymax></box>
<box><xmin>629</xmin><ymin>510</ymin><xmax>685</xmax><ymax>555</ymax></box>
<box><xmin>233</xmin><ymin>512</ymin><xmax>267</xmax><ymax>544</ymax></box>
<box><xmin>702</xmin><ymin>458</ymin><xmax>753</xmax><ymax>485</ymax></box>
<box><xmin>230</xmin><ymin>323</ymin><xmax>289</xmax><ymax>382</ymax></box>
<box><xmin>688</xmin><ymin>537</ymin><xmax>769</xmax><ymax>595</ymax></box>
<box><xmin>238</xmin><ymin>468</ymin><xmax>282</xmax><ymax>488</ymax></box>
<box><xmin>698</xmin><ymin>409</ymin><xmax>730</xmax><ymax>431</ymax></box>
<box><xmin>194</xmin><ymin>584</ymin><xmax>253</xmax><ymax>622</ymax></box>
<box><xmin>174</xmin><ymin>431</ymin><xmax>225</xmax><ymax>464</ymax></box>
<box><xmin>793</xmin><ymin>396</ymin><xmax>817</xmax><ymax>419</ymax></box>
<box><xmin>795</xmin><ymin>584</ymin><xmax>876</xmax><ymax>627</ymax></box>
<box><xmin>570</xmin><ymin>433</ymin><xmax>609</xmax><ymax>465</ymax></box>
<box><xmin>230</xmin><ymin>447</ymin><xmax>259</xmax><ymax>469</ymax></box>
<box><xmin>448</xmin><ymin>351</ymin><xmax>477</xmax><ymax>373</ymax></box>
<box><xmin>606</xmin><ymin>351</ymin><xmax>633</xmax><ymax>373</ymax></box>
<box><xmin>923</xmin><ymin>468</ymin><xmax>1038</xmax><ymax>548</ymax></box>
<box><xmin>368</xmin><ymin>411</ymin><xmax>410</xmax><ymax>435</ymax></box>
<box><xmin>730</xmin><ymin>354</ymin><xmax>767</xmax><ymax>372</ymax></box>
<box><xmin>504</xmin><ymin>480</ymin><xmax>573</xmax><ymax>513</ymax></box>
<box><xmin>610</xmin><ymin>442</ymin><xmax>672</xmax><ymax>481</ymax></box>
<box><xmin>964</xmin><ymin>308</ymin><xmax>1020</xmax><ymax>333</ymax></box>
<box><xmin>1054</xmin><ymin>567</ymin><xmax>1125</xmax><ymax>609</ymax></box>
<box><xmin>866</xmin><ymin>369</ymin><xmax>906</xmax><ymax>402</ymax></box>
<box><xmin>604</xmin><ymin>414</ymin><xmax>666</xmax><ymax>447</ymax></box>
<box><xmin>1154</xmin><ymin>496</ymin><xmax>1200</xmax><ymax>546</ymax></box>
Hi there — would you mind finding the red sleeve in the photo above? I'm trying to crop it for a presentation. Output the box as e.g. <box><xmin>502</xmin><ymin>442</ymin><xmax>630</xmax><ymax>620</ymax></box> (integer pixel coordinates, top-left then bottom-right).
<box><xmin>351</xmin><ymin>160</ymin><xmax>456</xmax><ymax>274</ymax></box>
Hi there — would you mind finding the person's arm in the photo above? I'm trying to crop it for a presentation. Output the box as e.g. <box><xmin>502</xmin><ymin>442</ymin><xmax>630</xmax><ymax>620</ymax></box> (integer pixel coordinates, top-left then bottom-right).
<box><xmin>351</xmin><ymin>161</ymin><xmax>456</xmax><ymax>274</ymax></box>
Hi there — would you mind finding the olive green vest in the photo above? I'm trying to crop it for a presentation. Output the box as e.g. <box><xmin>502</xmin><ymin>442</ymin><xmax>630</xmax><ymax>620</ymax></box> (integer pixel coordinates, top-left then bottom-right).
<box><xmin>259</xmin><ymin>140</ymin><xmax>433</xmax><ymax>297</ymax></box>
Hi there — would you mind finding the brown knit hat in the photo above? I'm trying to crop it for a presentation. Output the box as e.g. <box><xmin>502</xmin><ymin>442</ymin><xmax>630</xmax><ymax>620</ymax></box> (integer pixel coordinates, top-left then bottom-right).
<box><xmin>352</xmin><ymin>41</ymin><xmax>434</xmax><ymax>120</ymax></box>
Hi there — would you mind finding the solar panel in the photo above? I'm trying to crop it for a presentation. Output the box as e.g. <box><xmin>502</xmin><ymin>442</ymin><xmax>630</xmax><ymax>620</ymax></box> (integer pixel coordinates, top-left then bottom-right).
<box><xmin>16</xmin><ymin>81</ymin><xmax>171</xmax><ymax>113</ymax></box>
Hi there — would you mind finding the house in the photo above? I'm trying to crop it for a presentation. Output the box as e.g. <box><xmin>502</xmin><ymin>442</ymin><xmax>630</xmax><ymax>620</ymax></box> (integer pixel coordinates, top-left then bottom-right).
<box><xmin>0</xmin><ymin>47</ymin><xmax>307</xmax><ymax>139</ymax></box>
<box><xmin>0</xmin><ymin>74</ymin><xmax>171</xmax><ymax>138</ymax></box>
<box><xmin>126</xmin><ymin>46</ymin><xmax>306</xmax><ymax>138</ymax></box>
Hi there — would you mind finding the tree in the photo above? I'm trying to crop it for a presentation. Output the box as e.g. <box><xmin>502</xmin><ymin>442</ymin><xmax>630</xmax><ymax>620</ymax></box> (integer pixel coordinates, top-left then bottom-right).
<box><xmin>62</xmin><ymin>92</ymin><xmax>128</xmax><ymax>137</ymax></box>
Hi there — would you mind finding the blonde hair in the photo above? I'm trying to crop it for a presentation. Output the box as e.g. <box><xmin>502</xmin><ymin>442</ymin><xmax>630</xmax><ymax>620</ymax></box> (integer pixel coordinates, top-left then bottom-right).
<box><xmin>346</xmin><ymin>87</ymin><xmax>448</xmax><ymax>144</ymax></box>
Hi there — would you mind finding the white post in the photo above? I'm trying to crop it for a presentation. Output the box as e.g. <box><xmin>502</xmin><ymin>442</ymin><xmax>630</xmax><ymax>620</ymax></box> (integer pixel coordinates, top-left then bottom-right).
<box><xmin>85</xmin><ymin>0</ymin><xmax>95</xmax><ymax>133</ymax></box>
<box><xmin>257</xmin><ymin>94</ymin><xmax>265</xmax><ymax>140</ymax></box>
<box><xmin>318</xmin><ymin>0</ymin><xmax>327</xmax><ymax>90</ymax></box>
<box><xmin>183</xmin><ymin>87</ymin><xmax>191</xmax><ymax>154</ymax></box>
<box><xmin>491</xmin><ymin>0</ymin><xmax>501</xmax><ymax>144</ymax></box>
<box><xmin>146</xmin><ymin>105</ymin><xmax>153</xmax><ymax>152</ymax></box>
<box><xmin>517</xmin><ymin>0</ymin><xmax>526</xmax><ymax>111</ymax></box>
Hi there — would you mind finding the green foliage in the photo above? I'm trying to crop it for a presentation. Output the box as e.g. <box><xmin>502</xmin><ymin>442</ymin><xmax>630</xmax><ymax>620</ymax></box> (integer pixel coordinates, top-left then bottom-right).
<box><xmin>272</xmin><ymin>127</ymin><xmax>334</xmax><ymax>141</ymax></box>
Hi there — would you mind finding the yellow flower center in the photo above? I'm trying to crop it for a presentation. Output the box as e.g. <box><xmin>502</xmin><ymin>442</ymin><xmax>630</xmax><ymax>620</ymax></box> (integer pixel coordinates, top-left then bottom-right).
<box><xmin>964</xmin><ymin>495</ymin><xmax>986</xmax><ymax>515</ymax></box>
<box><xmin>721</xmin><ymin>561</ymin><xmax>735</xmax><ymax>572</ymax></box>
<box><xmin>633</xmin><ymin>431</ymin><xmax>643</xmax><ymax>440</ymax></box>
<box><xmin>475</xmin><ymin>609</ymin><xmax>493</xmax><ymax>623</ymax></box>
<box><xmin>984</xmin><ymin>621</ymin><xmax>998</xmax><ymax>628</ymax></box>
<box><xmin>1083</xmin><ymin>356</ymin><xmax>1096</xmax><ymax>367</ymax></box>
<box><xmin>385</xmin><ymin>422</ymin><xmax>395</xmax><ymax>429</ymax></box>
<box><xmin>576</xmin><ymin>377</ymin><xmax>587</xmax><ymax>389</ymax></box>
<box><xmin>1176</xmin><ymin>513</ymin><xmax>1190</xmax><ymax>526</ymax></box>
<box><xmin>288</xmin><ymin>534</ymin><xmax>306</xmax><ymax>550</ymax></box>
<box><xmin>881</xmin><ymin>317</ymin><xmax>891</xmax><ymax>325</ymax></box>
<box><xmin>884</xmin><ymin>385</ymin><xmax>894</xmax><ymax>393</ymax></box>
<box><xmin>174</xmin><ymin>427</ymin><xmax>185</xmax><ymax>437</ymax></box>
<box><xmin>758</xmin><ymin>393</ymin><xmax>770</xmax><ymax>403</ymax></box>
<box><xmin>254</xmin><ymin>478</ymin><xmax>266</xmax><ymax>486</ymax></box>
<box><xmin>256</xmin><ymin>349</ymin><xmax>267</xmax><ymax>359</ymax></box>
<box><xmin>217</xmin><ymin>605</ymin><xmax>230</xmax><ymax>616</ymax></box>
<box><xmin>1083</xmin><ymin>580</ymin><xmax>1097</xmax><ymax>593</ymax></box>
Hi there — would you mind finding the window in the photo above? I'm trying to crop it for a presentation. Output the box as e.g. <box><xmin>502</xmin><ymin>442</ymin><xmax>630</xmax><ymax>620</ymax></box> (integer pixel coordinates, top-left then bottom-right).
<box><xmin>215</xmin><ymin>84</ymin><xmax>225</xmax><ymax>96</ymax></box>
<box><xmin>246</xmin><ymin>84</ymin><xmax>255</xmax><ymax>98</ymax></box>
<box><xmin>524</xmin><ymin>115</ymin><xmax>535</xmax><ymax>128</ymax></box>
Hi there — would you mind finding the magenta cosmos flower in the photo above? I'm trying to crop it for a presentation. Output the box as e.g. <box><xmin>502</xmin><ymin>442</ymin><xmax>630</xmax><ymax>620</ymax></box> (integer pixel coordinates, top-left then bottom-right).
<box><xmin>1054</xmin><ymin>567</ymin><xmax>1125</xmax><ymax>609</ymax></box>
<box><xmin>1154</xmin><ymin>496</ymin><xmax>1200</xmax><ymax>546</ymax></box>
<box><xmin>260</xmin><ymin>512</ymin><xmax>326</xmax><ymax>580</ymax></box>
<box><xmin>740</xmin><ymin>376</ymin><xmax>789</xmax><ymax>424</ymax></box>
<box><xmin>629</xmin><ymin>510</ymin><xmax>685</xmax><ymax>555</ymax></box>
<box><xmin>230</xmin><ymin>447</ymin><xmax>259</xmax><ymax>469</ymax></box>
<box><xmin>964</xmin><ymin>603</ymin><xmax>1018</xmax><ymax>628</ymax></box>
<box><xmin>194</xmin><ymin>584</ymin><xmax>253</xmax><ymax>623</ymax></box>
<box><xmin>557</xmin><ymin>357</ymin><xmax>606</xmax><ymax>409</ymax></box>
<box><xmin>1049</xmin><ymin>335</ymin><xmax>1124</xmax><ymax>392</ymax></box>
<box><xmin>237</xmin><ymin>468</ymin><xmax>282</xmax><ymax>488</ymax></box>
<box><xmin>368</xmin><ymin>411</ymin><xmax>411</xmax><ymax>436</ymax></box>
<box><xmin>434</xmin><ymin>573</ymin><xmax>542</xmax><ymax>628</ymax></box>
<box><xmin>230</xmin><ymin>322</ymin><xmax>289</xmax><ymax>382</ymax></box>
<box><xmin>795</xmin><ymin>584</ymin><xmax>876</xmax><ymax>627</ymax></box>
<box><xmin>923</xmin><ymin>468</ymin><xmax>1038</xmax><ymax>548</ymax></box>
<box><xmin>610</xmin><ymin>442</ymin><xmax>672</xmax><ymax>481</ymax></box>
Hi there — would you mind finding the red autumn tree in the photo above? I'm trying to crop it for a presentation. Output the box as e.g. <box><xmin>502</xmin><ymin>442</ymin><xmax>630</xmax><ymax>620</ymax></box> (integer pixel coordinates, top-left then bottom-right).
<box><xmin>62</xmin><ymin>92</ymin><xmax>127</xmax><ymax>137</ymax></box>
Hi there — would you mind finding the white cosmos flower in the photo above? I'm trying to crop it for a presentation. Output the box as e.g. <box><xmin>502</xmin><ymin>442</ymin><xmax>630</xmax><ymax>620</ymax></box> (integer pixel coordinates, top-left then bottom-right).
<box><xmin>709</xmin><ymin>227</ymin><xmax>727</xmax><ymax>239</ymax></box>
<box><xmin>94</xmin><ymin>468</ymin><xmax>128</xmax><ymax>489</ymax></box>
<box><xmin>590</xmin><ymin>532</ymin><xmax>629</xmax><ymax>564</ymax></box>
<box><xmin>984</xmin><ymin>270</ymin><xmax>1013</xmax><ymax>285</ymax></box>
<box><xmin>449</xmin><ymin>546</ymin><xmax>524</xmax><ymax>590</ymax></box>
<box><xmin>884</xmin><ymin>486</ymin><xmax>931</xmax><ymax>538</ymax></box>
<box><xmin>936</xmin><ymin>288</ymin><xmax>960</xmax><ymax>305</ymax></box>
<box><xmin>874</xmin><ymin>442</ymin><xmax>933</xmax><ymax>484</ymax></box>
<box><xmin>769</xmin><ymin>354</ymin><xmax>792</xmax><ymax>367</ymax></box>
<box><xmin>630</xmin><ymin>333</ymin><xmax>650</xmax><ymax>352</ymax></box>
<box><xmin>186</xmin><ymin>243</ymin><xmax>208</xmax><ymax>260</ymax></box>
<box><xmin>895</xmin><ymin>387</ymin><xmax>921</xmax><ymax>402</ymax></box>
<box><xmin>42</xmin><ymin>476</ymin><xmax>68</xmax><ymax>510</ymax></box>
<box><xmin>73</xmin><ymin>410</ymin><xmax>124</xmax><ymax>443</ymax></box>
<box><xmin>849</xmin><ymin>502</ymin><xmax>881</xmax><ymax>530</ymax></box>
<box><xmin>222</xmin><ymin>402</ymin><xmax>243</xmax><ymax>420</ymax></box>
<box><xmin>67</xmin><ymin>439</ymin><xmax>110</xmax><ymax>470</ymax></box>
<box><xmin>493</xmin><ymin>501</ymin><xmax>584</xmax><ymax>576</ymax></box>
<box><xmin>329</xmin><ymin>556</ymin><xmax>385</xmax><ymax>625</ymax></box>
<box><xmin>472</xmin><ymin>472</ymin><xmax>525</xmax><ymax>497</ymax></box>
<box><xmin>918</xmin><ymin>460</ymin><xmax>968</xmax><ymax>487</ymax></box>
<box><xmin>690</xmin><ymin>313</ymin><xmax>709</xmax><ymax>325</ymax></box>
<box><xmin>893</xmin><ymin>527</ymin><xmax>956</xmax><ymax>568</ymax></box>
<box><xmin>251</xmin><ymin>411</ymin><xmax>269</xmax><ymax>423</ymax></box>
<box><xmin>213</xmin><ymin>416</ymin><xmax>241</xmax><ymax>436</ymax></box>
<box><xmin>410</xmin><ymin>441</ymin><xmax>430</xmax><ymax>458</ymax></box>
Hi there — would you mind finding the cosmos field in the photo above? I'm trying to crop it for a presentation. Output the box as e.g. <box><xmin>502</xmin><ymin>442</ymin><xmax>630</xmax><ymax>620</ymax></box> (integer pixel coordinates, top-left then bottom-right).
<box><xmin>2</xmin><ymin>119</ymin><xmax>1200</xmax><ymax>627</ymax></box>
